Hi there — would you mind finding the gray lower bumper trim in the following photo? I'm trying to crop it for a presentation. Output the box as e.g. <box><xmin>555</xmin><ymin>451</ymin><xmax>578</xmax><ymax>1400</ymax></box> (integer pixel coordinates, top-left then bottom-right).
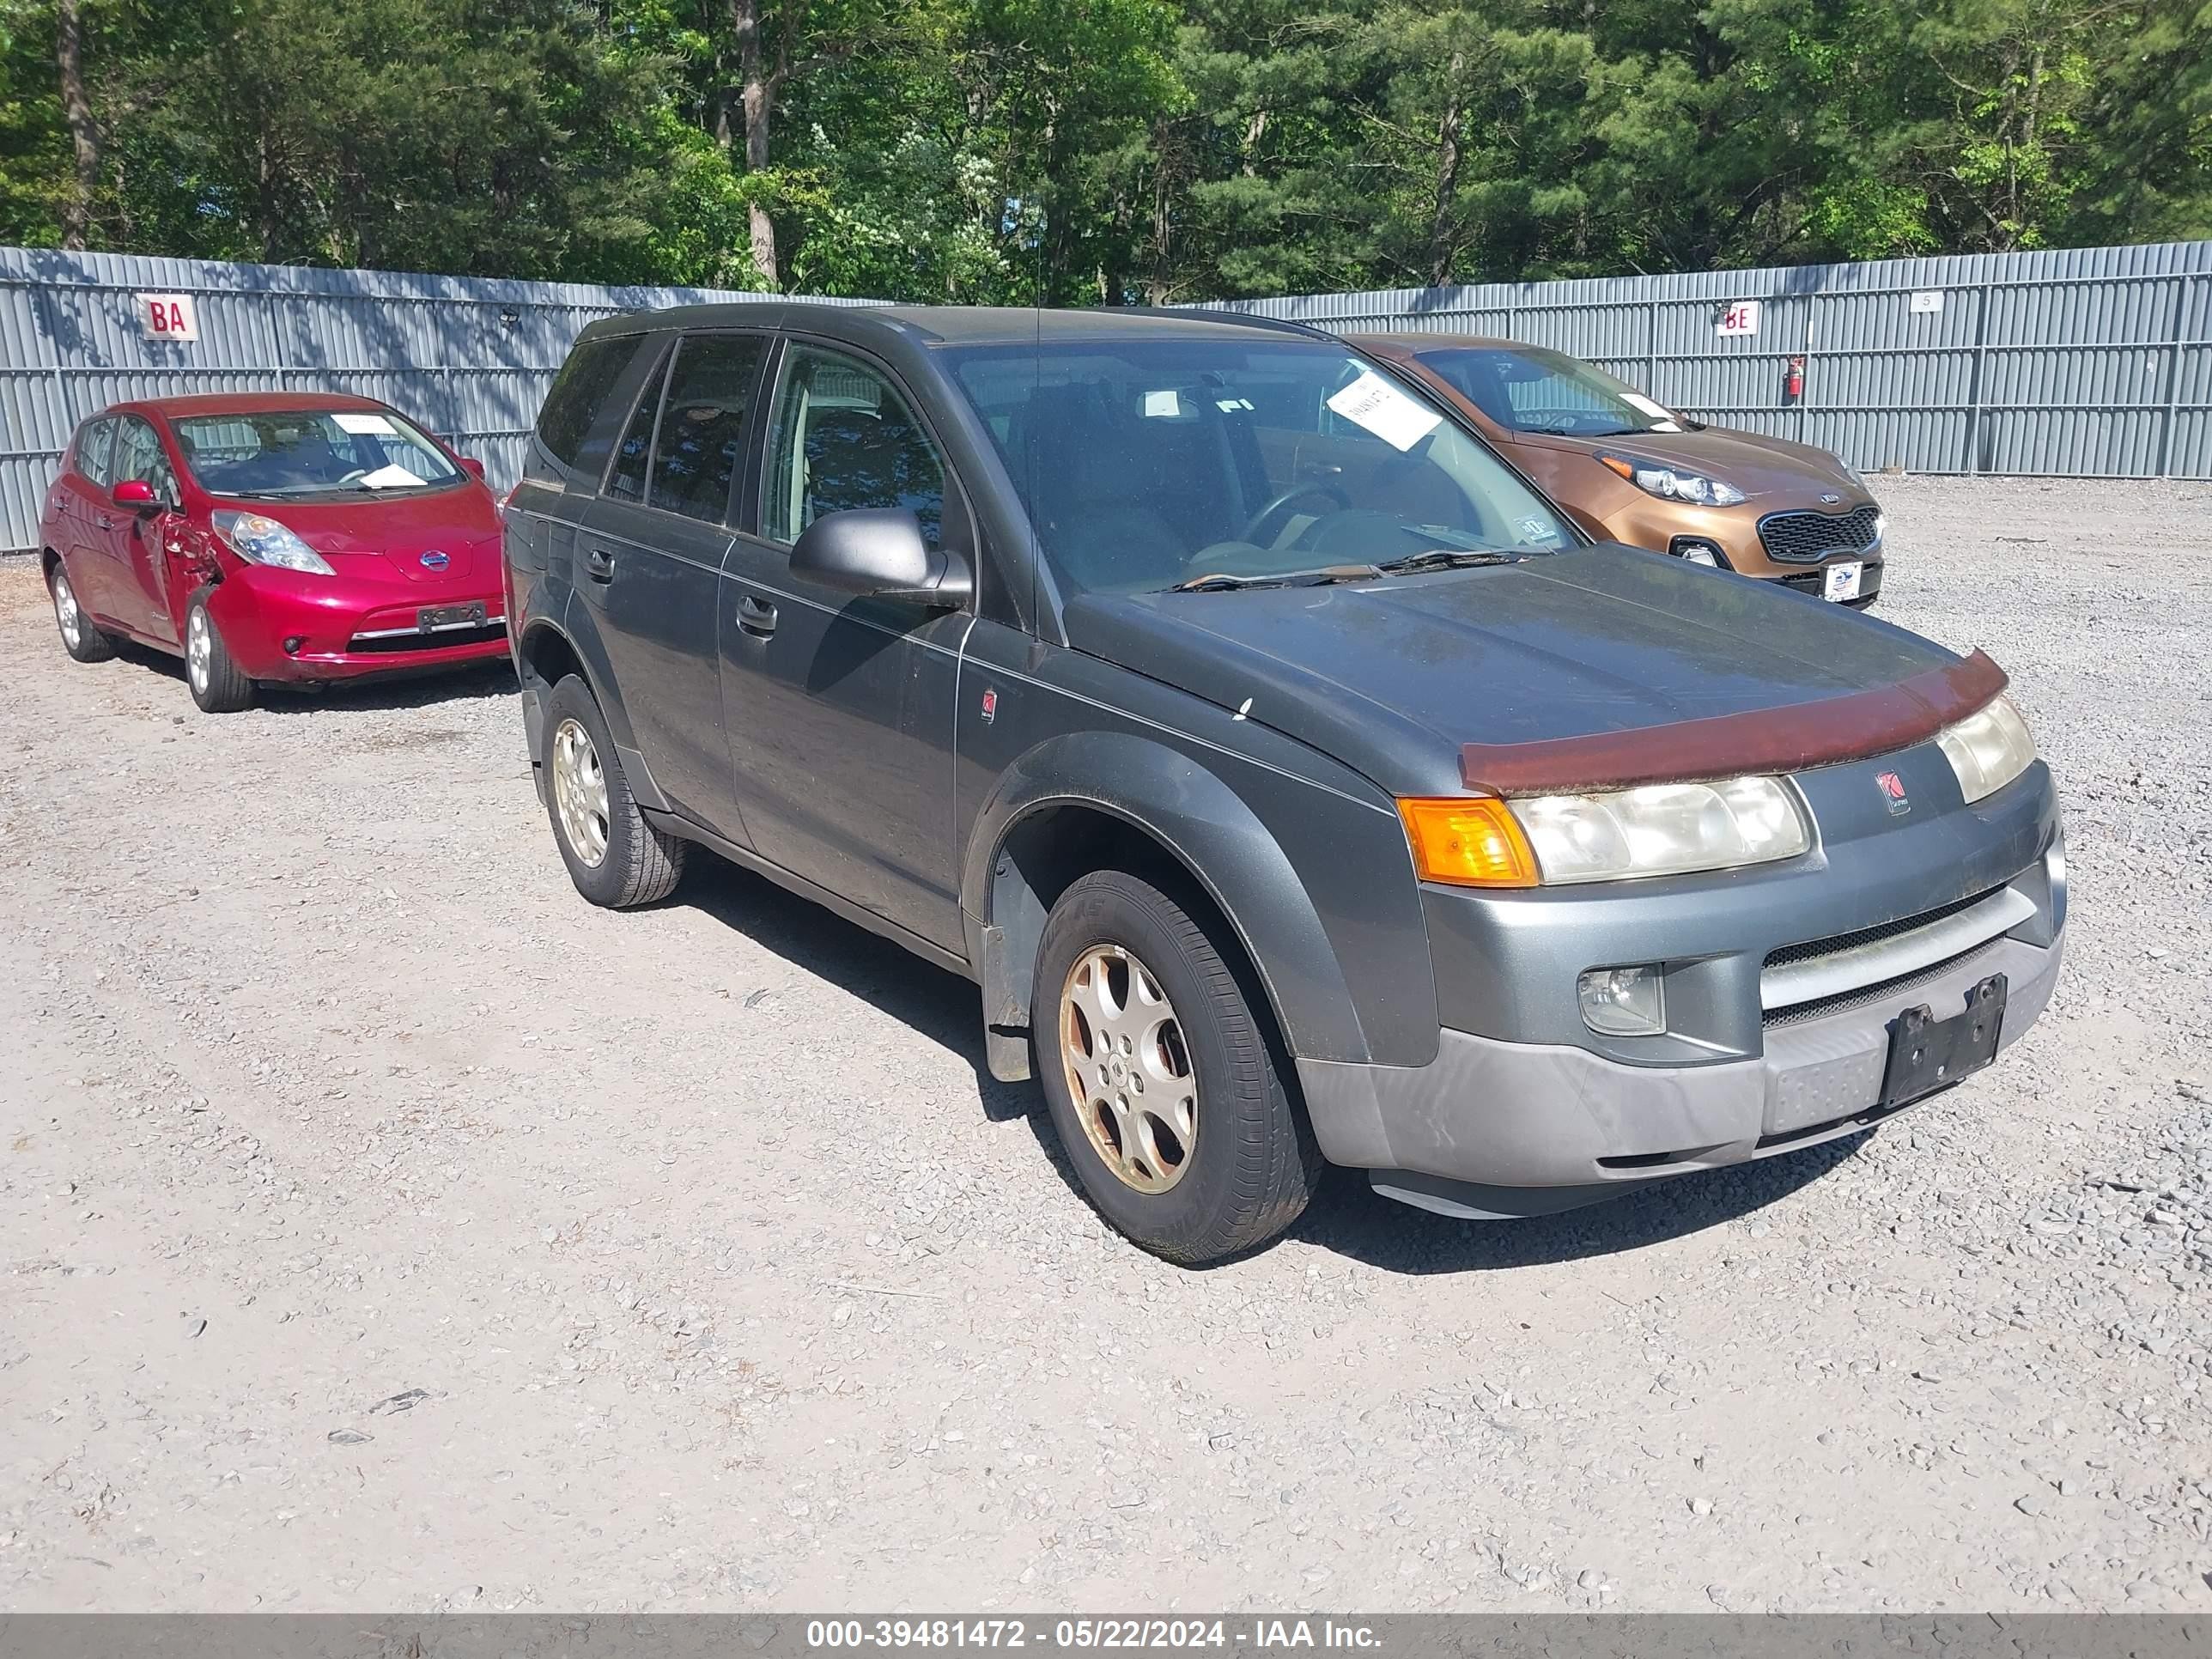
<box><xmin>1299</xmin><ymin>929</ymin><xmax>2063</xmax><ymax>1198</ymax></box>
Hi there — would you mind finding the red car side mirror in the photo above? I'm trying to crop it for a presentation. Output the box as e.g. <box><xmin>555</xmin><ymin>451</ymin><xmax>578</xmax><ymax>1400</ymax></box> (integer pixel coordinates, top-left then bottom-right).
<box><xmin>111</xmin><ymin>478</ymin><xmax>159</xmax><ymax>513</ymax></box>
<box><xmin>458</xmin><ymin>457</ymin><xmax>485</xmax><ymax>481</ymax></box>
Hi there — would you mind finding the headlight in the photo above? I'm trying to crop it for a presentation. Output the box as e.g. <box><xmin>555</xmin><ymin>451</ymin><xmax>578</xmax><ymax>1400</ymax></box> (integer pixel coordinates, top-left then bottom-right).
<box><xmin>1401</xmin><ymin>776</ymin><xmax>1811</xmax><ymax>887</ymax></box>
<box><xmin>212</xmin><ymin>509</ymin><xmax>336</xmax><ymax>575</ymax></box>
<box><xmin>1936</xmin><ymin>695</ymin><xmax>2035</xmax><ymax>803</ymax></box>
<box><xmin>1599</xmin><ymin>453</ymin><xmax>1746</xmax><ymax>507</ymax></box>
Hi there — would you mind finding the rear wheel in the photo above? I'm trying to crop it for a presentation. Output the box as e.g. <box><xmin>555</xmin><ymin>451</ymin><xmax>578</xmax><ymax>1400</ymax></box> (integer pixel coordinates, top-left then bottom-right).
<box><xmin>1033</xmin><ymin>870</ymin><xmax>1320</xmax><ymax>1265</ymax></box>
<box><xmin>48</xmin><ymin>562</ymin><xmax>116</xmax><ymax>663</ymax></box>
<box><xmin>185</xmin><ymin>592</ymin><xmax>253</xmax><ymax>713</ymax></box>
<box><xmin>543</xmin><ymin>673</ymin><xmax>684</xmax><ymax>908</ymax></box>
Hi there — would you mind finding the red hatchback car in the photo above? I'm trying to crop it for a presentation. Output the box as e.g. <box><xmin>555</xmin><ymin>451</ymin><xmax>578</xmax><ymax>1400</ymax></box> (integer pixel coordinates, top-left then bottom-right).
<box><xmin>39</xmin><ymin>392</ymin><xmax>508</xmax><ymax>711</ymax></box>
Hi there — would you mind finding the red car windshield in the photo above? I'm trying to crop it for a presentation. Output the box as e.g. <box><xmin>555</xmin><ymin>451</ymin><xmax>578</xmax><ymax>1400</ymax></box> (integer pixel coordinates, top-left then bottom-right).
<box><xmin>173</xmin><ymin>408</ymin><xmax>461</xmax><ymax>499</ymax></box>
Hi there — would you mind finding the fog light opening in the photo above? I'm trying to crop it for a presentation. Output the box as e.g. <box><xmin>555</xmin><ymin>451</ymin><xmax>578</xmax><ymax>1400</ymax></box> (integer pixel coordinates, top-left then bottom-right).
<box><xmin>283</xmin><ymin>635</ymin><xmax>305</xmax><ymax>656</ymax></box>
<box><xmin>1668</xmin><ymin>537</ymin><xmax>1725</xmax><ymax>568</ymax></box>
<box><xmin>1578</xmin><ymin>963</ymin><xmax>1667</xmax><ymax>1036</ymax></box>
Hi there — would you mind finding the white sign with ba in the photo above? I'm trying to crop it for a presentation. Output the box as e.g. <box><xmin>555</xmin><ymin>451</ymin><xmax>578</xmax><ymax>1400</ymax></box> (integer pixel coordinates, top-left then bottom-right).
<box><xmin>137</xmin><ymin>293</ymin><xmax>199</xmax><ymax>342</ymax></box>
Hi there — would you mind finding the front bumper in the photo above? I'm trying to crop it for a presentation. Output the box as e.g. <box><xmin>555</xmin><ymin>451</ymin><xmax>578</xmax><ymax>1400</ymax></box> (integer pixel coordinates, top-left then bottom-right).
<box><xmin>208</xmin><ymin>568</ymin><xmax>508</xmax><ymax>681</ymax></box>
<box><xmin>1299</xmin><ymin>926</ymin><xmax>2062</xmax><ymax>1217</ymax></box>
<box><xmin>1299</xmin><ymin>752</ymin><xmax>2067</xmax><ymax>1217</ymax></box>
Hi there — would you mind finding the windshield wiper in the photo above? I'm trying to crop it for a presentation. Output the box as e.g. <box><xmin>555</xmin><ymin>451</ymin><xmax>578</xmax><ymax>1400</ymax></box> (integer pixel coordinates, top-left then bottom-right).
<box><xmin>1375</xmin><ymin>549</ymin><xmax>1533</xmax><ymax>575</ymax></box>
<box><xmin>1171</xmin><ymin>563</ymin><xmax>1382</xmax><ymax>592</ymax></box>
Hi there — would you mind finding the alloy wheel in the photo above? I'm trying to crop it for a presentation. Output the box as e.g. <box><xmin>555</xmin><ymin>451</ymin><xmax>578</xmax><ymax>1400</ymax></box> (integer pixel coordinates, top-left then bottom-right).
<box><xmin>1059</xmin><ymin>943</ymin><xmax>1199</xmax><ymax>1194</ymax></box>
<box><xmin>551</xmin><ymin>717</ymin><xmax>611</xmax><ymax>868</ymax></box>
<box><xmin>52</xmin><ymin>571</ymin><xmax>82</xmax><ymax>649</ymax></box>
<box><xmin>186</xmin><ymin>607</ymin><xmax>211</xmax><ymax>693</ymax></box>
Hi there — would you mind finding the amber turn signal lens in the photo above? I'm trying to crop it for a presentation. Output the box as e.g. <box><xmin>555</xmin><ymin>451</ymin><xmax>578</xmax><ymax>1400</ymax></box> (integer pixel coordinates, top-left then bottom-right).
<box><xmin>1397</xmin><ymin>797</ymin><xmax>1540</xmax><ymax>888</ymax></box>
<box><xmin>1597</xmin><ymin>453</ymin><xmax>1635</xmax><ymax>481</ymax></box>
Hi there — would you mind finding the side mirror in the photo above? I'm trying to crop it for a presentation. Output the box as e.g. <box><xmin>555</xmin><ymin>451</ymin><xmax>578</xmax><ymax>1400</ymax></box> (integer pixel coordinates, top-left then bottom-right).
<box><xmin>111</xmin><ymin>478</ymin><xmax>159</xmax><ymax>513</ymax></box>
<box><xmin>789</xmin><ymin>507</ymin><xmax>971</xmax><ymax>609</ymax></box>
<box><xmin>458</xmin><ymin>457</ymin><xmax>486</xmax><ymax>481</ymax></box>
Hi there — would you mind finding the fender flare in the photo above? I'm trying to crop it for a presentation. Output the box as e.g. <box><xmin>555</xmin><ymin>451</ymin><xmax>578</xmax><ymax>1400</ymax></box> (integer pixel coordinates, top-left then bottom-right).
<box><xmin>961</xmin><ymin>729</ymin><xmax>1374</xmax><ymax>1067</ymax></box>
<box><xmin>516</xmin><ymin>611</ymin><xmax>667</xmax><ymax>811</ymax></box>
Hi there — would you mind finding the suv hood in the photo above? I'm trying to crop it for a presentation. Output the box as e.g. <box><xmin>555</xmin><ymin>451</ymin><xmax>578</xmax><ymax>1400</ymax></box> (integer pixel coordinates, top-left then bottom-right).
<box><xmin>1509</xmin><ymin>423</ymin><xmax>1861</xmax><ymax>499</ymax></box>
<box><xmin>1063</xmin><ymin>547</ymin><xmax>1956</xmax><ymax>798</ymax></box>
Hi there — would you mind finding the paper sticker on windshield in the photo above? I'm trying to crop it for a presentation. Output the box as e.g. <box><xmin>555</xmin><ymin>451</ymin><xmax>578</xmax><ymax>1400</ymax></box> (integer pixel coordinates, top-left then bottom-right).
<box><xmin>1326</xmin><ymin>371</ymin><xmax>1442</xmax><ymax>452</ymax></box>
<box><xmin>1620</xmin><ymin>392</ymin><xmax>1682</xmax><ymax>432</ymax></box>
<box><xmin>358</xmin><ymin>463</ymin><xmax>425</xmax><ymax>489</ymax></box>
<box><xmin>333</xmin><ymin>412</ymin><xmax>398</xmax><ymax>435</ymax></box>
<box><xmin>1518</xmin><ymin>516</ymin><xmax>1564</xmax><ymax>548</ymax></box>
<box><xmin>1142</xmin><ymin>389</ymin><xmax>1183</xmax><ymax>418</ymax></box>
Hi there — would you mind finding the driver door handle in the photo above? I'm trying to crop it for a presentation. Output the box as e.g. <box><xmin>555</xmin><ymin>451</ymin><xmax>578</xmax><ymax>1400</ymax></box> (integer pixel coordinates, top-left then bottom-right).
<box><xmin>737</xmin><ymin>594</ymin><xmax>778</xmax><ymax>638</ymax></box>
<box><xmin>96</xmin><ymin>515</ymin><xmax>116</xmax><ymax>531</ymax></box>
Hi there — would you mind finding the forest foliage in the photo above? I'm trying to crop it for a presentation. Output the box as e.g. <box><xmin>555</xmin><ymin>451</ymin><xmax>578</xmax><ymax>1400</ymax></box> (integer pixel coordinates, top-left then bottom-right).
<box><xmin>3</xmin><ymin>0</ymin><xmax>2206</xmax><ymax>302</ymax></box>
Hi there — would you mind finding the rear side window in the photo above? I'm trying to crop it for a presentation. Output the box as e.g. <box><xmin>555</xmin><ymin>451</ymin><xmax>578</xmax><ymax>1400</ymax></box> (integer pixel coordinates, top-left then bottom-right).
<box><xmin>647</xmin><ymin>333</ymin><xmax>765</xmax><ymax>524</ymax></box>
<box><xmin>605</xmin><ymin>350</ymin><xmax>670</xmax><ymax>504</ymax></box>
<box><xmin>537</xmin><ymin>334</ymin><xmax>640</xmax><ymax>468</ymax></box>
<box><xmin>76</xmin><ymin>418</ymin><xmax>115</xmax><ymax>486</ymax></box>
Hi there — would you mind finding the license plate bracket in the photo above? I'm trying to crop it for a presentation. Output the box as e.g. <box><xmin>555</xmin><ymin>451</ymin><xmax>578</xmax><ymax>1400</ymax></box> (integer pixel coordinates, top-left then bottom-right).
<box><xmin>418</xmin><ymin>601</ymin><xmax>487</xmax><ymax>632</ymax></box>
<box><xmin>1880</xmin><ymin>974</ymin><xmax>2008</xmax><ymax>1109</ymax></box>
<box><xmin>1823</xmin><ymin>560</ymin><xmax>1864</xmax><ymax>602</ymax></box>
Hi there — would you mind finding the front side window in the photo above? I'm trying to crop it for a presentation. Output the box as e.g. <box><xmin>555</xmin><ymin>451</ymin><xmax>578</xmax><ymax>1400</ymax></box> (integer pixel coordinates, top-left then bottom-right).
<box><xmin>761</xmin><ymin>344</ymin><xmax>945</xmax><ymax>547</ymax></box>
<box><xmin>76</xmin><ymin>418</ymin><xmax>115</xmax><ymax>486</ymax></box>
<box><xmin>647</xmin><ymin>333</ymin><xmax>765</xmax><ymax>523</ymax></box>
<box><xmin>949</xmin><ymin>340</ymin><xmax>1574</xmax><ymax>596</ymax></box>
<box><xmin>112</xmin><ymin>417</ymin><xmax>177</xmax><ymax>503</ymax></box>
<box><xmin>1416</xmin><ymin>344</ymin><xmax>1681</xmax><ymax>438</ymax></box>
<box><xmin>172</xmin><ymin>406</ymin><xmax>461</xmax><ymax>499</ymax></box>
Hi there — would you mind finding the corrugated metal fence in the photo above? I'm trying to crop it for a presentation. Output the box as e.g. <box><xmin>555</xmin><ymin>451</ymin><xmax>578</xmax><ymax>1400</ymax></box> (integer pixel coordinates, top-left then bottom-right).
<box><xmin>1221</xmin><ymin>240</ymin><xmax>2212</xmax><ymax>482</ymax></box>
<box><xmin>3</xmin><ymin>240</ymin><xmax>2208</xmax><ymax>552</ymax></box>
<box><xmin>0</xmin><ymin>247</ymin><xmax>806</xmax><ymax>554</ymax></box>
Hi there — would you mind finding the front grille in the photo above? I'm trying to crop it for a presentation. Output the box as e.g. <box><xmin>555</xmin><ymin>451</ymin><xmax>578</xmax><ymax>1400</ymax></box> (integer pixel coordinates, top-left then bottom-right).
<box><xmin>1759</xmin><ymin>504</ymin><xmax>1881</xmax><ymax>563</ymax></box>
<box><xmin>1760</xmin><ymin>946</ymin><xmax>1988</xmax><ymax>1029</ymax></box>
<box><xmin>1759</xmin><ymin>884</ymin><xmax>2012</xmax><ymax>1029</ymax></box>
<box><xmin>1765</xmin><ymin>887</ymin><xmax>2002</xmax><ymax>969</ymax></box>
<box><xmin>349</xmin><ymin>622</ymin><xmax>507</xmax><ymax>654</ymax></box>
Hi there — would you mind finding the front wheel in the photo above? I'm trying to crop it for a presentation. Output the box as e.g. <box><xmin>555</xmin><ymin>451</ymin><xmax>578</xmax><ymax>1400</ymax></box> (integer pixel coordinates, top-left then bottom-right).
<box><xmin>1033</xmin><ymin>870</ymin><xmax>1320</xmax><ymax>1265</ymax></box>
<box><xmin>185</xmin><ymin>592</ymin><xmax>253</xmax><ymax>712</ymax></box>
<box><xmin>48</xmin><ymin>562</ymin><xmax>116</xmax><ymax>663</ymax></box>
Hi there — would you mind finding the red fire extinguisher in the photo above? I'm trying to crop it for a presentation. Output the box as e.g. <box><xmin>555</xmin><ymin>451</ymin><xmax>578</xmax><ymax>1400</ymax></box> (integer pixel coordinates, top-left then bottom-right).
<box><xmin>1785</xmin><ymin>355</ymin><xmax>1805</xmax><ymax>401</ymax></box>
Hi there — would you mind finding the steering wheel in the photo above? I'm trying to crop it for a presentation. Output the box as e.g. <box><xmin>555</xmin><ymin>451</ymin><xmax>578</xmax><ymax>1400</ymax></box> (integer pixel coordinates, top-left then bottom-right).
<box><xmin>1241</xmin><ymin>483</ymin><xmax>1350</xmax><ymax>549</ymax></box>
<box><xmin>337</xmin><ymin>467</ymin><xmax>370</xmax><ymax>485</ymax></box>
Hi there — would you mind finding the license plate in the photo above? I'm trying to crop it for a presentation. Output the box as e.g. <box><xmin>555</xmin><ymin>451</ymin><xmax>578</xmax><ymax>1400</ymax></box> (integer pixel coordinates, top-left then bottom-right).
<box><xmin>1879</xmin><ymin>975</ymin><xmax>2008</xmax><ymax>1109</ymax></box>
<box><xmin>1823</xmin><ymin>561</ymin><xmax>1863</xmax><ymax>602</ymax></box>
<box><xmin>418</xmin><ymin>601</ymin><xmax>487</xmax><ymax>632</ymax></box>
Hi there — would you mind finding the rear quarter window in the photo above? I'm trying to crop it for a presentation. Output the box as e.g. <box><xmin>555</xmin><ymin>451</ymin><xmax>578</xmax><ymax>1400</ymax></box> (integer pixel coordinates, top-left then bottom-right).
<box><xmin>537</xmin><ymin>334</ymin><xmax>641</xmax><ymax>469</ymax></box>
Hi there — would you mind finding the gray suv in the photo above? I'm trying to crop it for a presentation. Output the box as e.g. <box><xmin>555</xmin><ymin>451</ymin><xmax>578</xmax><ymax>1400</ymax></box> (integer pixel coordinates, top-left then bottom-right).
<box><xmin>502</xmin><ymin>303</ymin><xmax>2066</xmax><ymax>1264</ymax></box>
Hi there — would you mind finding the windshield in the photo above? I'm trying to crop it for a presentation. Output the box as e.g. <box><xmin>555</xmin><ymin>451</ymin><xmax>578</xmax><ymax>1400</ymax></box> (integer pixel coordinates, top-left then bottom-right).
<box><xmin>1414</xmin><ymin>344</ymin><xmax>1682</xmax><ymax>439</ymax></box>
<box><xmin>948</xmin><ymin>341</ymin><xmax>1575</xmax><ymax>596</ymax></box>
<box><xmin>173</xmin><ymin>407</ymin><xmax>462</xmax><ymax>498</ymax></box>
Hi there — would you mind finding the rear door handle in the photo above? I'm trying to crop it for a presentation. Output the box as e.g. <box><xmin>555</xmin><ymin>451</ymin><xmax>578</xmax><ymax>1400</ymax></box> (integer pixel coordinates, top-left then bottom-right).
<box><xmin>585</xmin><ymin>546</ymin><xmax>616</xmax><ymax>581</ymax></box>
<box><xmin>96</xmin><ymin>515</ymin><xmax>116</xmax><ymax>531</ymax></box>
<box><xmin>737</xmin><ymin>594</ymin><xmax>778</xmax><ymax>637</ymax></box>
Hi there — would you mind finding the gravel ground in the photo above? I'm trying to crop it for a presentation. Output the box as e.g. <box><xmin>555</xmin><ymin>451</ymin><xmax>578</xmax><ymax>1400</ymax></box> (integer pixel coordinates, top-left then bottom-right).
<box><xmin>2</xmin><ymin>473</ymin><xmax>2209</xmax><ymax>1615</ymax></box>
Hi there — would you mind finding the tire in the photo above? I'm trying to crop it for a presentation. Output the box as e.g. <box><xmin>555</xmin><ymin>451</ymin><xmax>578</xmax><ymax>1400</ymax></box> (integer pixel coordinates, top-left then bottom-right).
<box><xmin>1032</xmin><ymin>869</ymin><xmax>1321</xmax><ymax>1265</ymax></box>
<box><xmin>47</xmin><ymin>560</ymin><xmax>117</xmax><ymax>663</ymax></box>
<box><xmin>543</xmin><ymin>673</ymin><xmax>684</xmax><ymax>908</ymax></box>
<box><xmin>185</xmin><ymin>590</ymin><xmax>253</xmax><ymax>713</ymax></box>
